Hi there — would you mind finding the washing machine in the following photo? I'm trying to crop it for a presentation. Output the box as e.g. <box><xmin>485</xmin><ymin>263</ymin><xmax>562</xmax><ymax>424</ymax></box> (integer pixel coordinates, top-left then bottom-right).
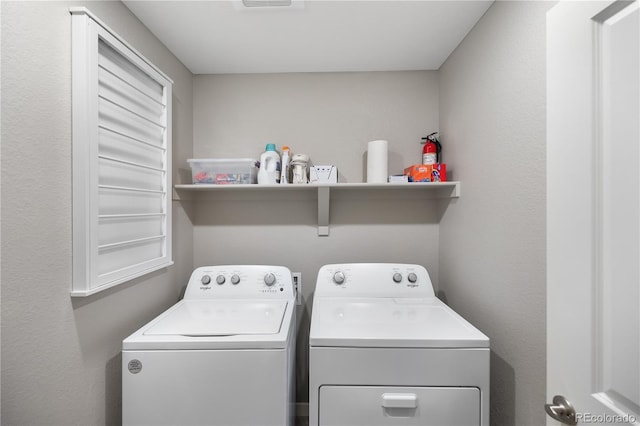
<box><xmin>309</xmin><ymin>263</ymin><xmax>489</xmax><ymax>426</ymax></box>
<box><xmin>122</xmin><ymin>265</ymin><xmax>296</xmax><ymax>426</ymax></box>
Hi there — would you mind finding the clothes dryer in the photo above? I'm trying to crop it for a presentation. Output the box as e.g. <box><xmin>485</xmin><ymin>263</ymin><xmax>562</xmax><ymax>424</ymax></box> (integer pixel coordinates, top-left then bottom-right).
<box><xmin>309</xmin><ymin>263</ymin><xmax>489</xmax><ymax>426</ymax></box>
<box><xmin>123</xmin><ymin>265</ymin><xmax>296</xmax><ymax>426</ymax></box>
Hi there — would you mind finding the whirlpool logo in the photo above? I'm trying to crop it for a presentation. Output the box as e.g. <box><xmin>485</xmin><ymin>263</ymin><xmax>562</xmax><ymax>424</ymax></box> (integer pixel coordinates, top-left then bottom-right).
<box><xmin>128</xmin><ymin>359</ymin><xmax>142</xmax><ymax>374</ymax></box>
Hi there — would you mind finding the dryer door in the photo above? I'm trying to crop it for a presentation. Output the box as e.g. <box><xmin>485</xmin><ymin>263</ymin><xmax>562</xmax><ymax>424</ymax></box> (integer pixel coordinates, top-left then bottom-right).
<box><xmin>319</xmin><ymin>386</ymin><xmax>480</xmax><ymax>426</ymax></box>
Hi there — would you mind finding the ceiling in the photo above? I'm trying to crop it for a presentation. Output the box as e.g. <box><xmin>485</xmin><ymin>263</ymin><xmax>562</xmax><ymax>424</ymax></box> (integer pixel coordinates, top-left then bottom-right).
<box><xmin>123</xmin><ymin>0</ymin><xmax>493</xmax><ymax>74</ymax></box>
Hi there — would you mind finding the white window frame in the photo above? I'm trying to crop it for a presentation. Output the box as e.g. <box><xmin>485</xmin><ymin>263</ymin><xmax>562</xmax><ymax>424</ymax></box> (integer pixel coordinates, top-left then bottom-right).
<box><xmin>71</xmin><ymin>8</ymin><xmax>173</xmax><ymax>297</ymax></box>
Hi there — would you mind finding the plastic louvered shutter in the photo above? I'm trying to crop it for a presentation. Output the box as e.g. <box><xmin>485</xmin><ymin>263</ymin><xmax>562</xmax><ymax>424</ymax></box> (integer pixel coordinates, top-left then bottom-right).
<box><xmin>71</xmin><ymin>8</ymin><xmax>173</xmax><ymax>296</ymax></box>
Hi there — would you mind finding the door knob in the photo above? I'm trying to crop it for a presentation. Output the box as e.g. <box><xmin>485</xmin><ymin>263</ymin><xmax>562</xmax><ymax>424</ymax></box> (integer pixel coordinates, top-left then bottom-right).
<box><xmin>545</xmin><ymin>395</ymin><xmax>577</xmax><ymax>425</ymax></box>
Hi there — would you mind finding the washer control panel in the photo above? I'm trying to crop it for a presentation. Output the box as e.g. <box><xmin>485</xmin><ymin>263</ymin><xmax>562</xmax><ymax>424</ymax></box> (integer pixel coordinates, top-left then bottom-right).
<box><xmin>185</xmin><ymin>265</ymin><xmax>294</xmax><ymax>299</ymax></box>
<box><xmin>316</xmin><ymin>263</ymin><xmax>435</xmax><ymax>298</ymax></box>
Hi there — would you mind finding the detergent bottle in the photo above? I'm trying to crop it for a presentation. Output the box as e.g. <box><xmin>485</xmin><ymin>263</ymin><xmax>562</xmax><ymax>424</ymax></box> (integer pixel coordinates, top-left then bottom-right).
<box><xmin>257</xmin><ymin>143</ymin><xmax>281</xmax><ymax>185</ymax></box>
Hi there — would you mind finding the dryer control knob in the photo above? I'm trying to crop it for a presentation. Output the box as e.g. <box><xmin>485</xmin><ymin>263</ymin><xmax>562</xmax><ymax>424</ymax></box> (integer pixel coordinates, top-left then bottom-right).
<box><xmin>264</xmin><ymin>273</ymin><xmax>276</xmax><ymax>286</ymax></box>
<box><xmin>216</xmin><ymin>275</ymin><xmax>226</xmax><ymax>285</ymax></box>
<box><xmin>333</xmin><ymin>271</ymin><xmax>346</xmax><ymax>285</ymax></box>
<box><xmin>393</xmin><ymin>273</ymin><xmax>403</xmax><ymax>283</ymax></box>
<box><xmin>201</xmin><ymin>275</ymin><xmax>211</xmax><ymax>285</ymax></box>
<box><xmin>231</xmin><ymin>274</ymin><xmax>241</xmax><ymax>285</ymax></box>
<box><xmin>407</xmin><ymin>273</ymin><xmax>418</xmax><ymax>283</ymax></box>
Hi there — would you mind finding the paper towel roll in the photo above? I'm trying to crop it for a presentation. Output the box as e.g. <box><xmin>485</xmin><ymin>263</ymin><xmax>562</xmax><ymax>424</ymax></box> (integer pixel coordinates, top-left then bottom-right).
<box><xmin>367</xmin><ymin>140</ymin><xmax>388</xmax><ymax>183</ymax></box>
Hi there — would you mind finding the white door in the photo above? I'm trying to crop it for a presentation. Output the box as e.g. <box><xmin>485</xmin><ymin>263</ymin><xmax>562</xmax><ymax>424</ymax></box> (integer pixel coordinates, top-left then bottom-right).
<box><xmin>547</xmin><ymin>1</ymin><xmax>639</xmax><ymax>425</ymax></box>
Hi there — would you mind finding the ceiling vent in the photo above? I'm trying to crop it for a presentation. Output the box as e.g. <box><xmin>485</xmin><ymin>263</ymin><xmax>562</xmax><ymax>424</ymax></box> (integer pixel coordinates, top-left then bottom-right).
<box><xmin>242</xmin><ymin>0</ymin><xmax>292</xmax><ymax>7</ymax></box>
<box><xmin>238</xmin><ymin>0</ymin><xmax>304</xmax><ymax>9</ymax></box>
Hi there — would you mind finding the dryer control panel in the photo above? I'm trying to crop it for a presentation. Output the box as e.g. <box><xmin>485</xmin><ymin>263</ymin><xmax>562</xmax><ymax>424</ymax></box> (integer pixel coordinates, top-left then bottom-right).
<box><xmin>184</xmin><ymin>265</ymin><xmax>294</xmax><ymax>300</ymax></box>
<box><xmin>315</xmin><ymin>263</ymin><xmax>435</xmax><ymax>298</ymax></box>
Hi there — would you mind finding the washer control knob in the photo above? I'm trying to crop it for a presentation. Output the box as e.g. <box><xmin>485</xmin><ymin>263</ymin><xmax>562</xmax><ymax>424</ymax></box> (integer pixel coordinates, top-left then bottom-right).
<box><xmin>407</xmin><ymin>273</ymin><xmax>418</xmax><ymax>283</ymax></box>
<box><xmin>201</xmin><ymin>275</ymin><xmax>211</xmax><ymax>285</ymax></box>
<box><xmin>333</xmin><ymin>271</ymin><xmax>346</xmax><ymax>285</ymax></box>
<box><xmin>264</xmin><ymin>273</ymin><xmax>276</xmax><ymax>286</ymax></box>
<box><xmin>216</xmin><ymin>275</ymin><xmax>226</xmax><ymax>285</ymax></box>
<box><xmin>393</xmin><ymin>273</ymin><xmax>403</xmax><ymax>283</ymax></box>
<box><xmin>231</xmin><ymin>274</ymin><xmax>241</xmax><ymax>285</ymax></box>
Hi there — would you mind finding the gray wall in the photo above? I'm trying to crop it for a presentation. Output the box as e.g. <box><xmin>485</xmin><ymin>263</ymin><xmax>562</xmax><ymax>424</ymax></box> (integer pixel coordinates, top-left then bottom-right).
<box><xmin>190</xmin><ymin>72</ymin><xmax>444</xmax><ymax>401</ymax></box>
<box><xmin>192</xmin><ymin>72</ymin><xmax>439</xmax><ymax>181</ymax></box>
<box><xmin>1</xmin><ymin>2</ymin><xmax>193</xmax><ymax>425</ymax></box>
<box><xmin>438</xmin><ymin>2</ymin><xmax>554</xmax><ymax>425</ymax></box>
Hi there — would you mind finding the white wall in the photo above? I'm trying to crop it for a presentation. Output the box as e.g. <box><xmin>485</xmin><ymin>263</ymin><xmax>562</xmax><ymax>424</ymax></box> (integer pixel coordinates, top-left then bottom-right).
<box><xmin>191</xmin><ymin>71</ymin><xmax>444</xmax><ymax>400</ymax></box>
<box><xmin>1</xmin><ymin>2</ymin><xmax>193</xmax><ymax>425</ymax></box>
<box><xmin>438</xmin><ymin>2</ymin><xmax>554</xmax><ymax>425</ymax></box>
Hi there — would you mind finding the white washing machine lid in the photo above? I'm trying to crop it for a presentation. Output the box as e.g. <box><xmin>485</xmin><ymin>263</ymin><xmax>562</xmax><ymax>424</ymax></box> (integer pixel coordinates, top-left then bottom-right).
<box><xmin>145</xmin><ymin>300</ymin><xmax>287</xmax><ymax>336</ymax></box>
<box><xmin>123</xmin><ymin>299</ymin><xmax>293</xmax><ymax>350</ymax></box>
<box><xmin>309</xmin><ymin>297</ymin><xmax>489</xmax><ymax>348</ymax></box>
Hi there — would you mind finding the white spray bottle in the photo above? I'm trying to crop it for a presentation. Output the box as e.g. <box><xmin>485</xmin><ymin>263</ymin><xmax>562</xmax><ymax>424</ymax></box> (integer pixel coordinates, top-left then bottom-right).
<box><xmin>280</xmin><ymin>146</ymin><xmax>291</xmax><ymax>184</ymax></box>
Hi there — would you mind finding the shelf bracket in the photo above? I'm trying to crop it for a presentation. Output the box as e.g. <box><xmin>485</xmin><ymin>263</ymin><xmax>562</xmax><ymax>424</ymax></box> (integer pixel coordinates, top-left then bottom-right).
<box><xmin>317</xmin><ymin>186</ymin><xmax>330</xmax><ymax>236</ymax></box>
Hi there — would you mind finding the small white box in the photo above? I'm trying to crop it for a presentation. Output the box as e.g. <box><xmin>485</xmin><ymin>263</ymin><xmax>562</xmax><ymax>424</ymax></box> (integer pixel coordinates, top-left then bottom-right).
<box><xmin>388</xmin><ymin>175</ymin><xmax>409</xmax><ymax>183</ymax></box>
<box><xmin>310</xmin><ymin>165</ymin><xmax>338</xmax><ymax>183</ymax></box>
<box><xmin>187</xmin><ymin>158</ymin><xmax>257</xmax><ymax>184</ymax></box>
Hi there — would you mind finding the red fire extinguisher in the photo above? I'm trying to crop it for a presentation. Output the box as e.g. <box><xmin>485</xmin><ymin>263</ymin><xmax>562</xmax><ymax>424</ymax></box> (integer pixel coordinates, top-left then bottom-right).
<box><xmin>421</xmin><ymin>132</ymin><xmax>442</xmax><ymax>165</ymax></box>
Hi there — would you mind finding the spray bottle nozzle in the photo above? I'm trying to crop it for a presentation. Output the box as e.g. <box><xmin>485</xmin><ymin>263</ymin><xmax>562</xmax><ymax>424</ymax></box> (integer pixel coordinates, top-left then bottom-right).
<box><xmin>421</xmin><ymin>131</ymin><xmax>439</xmax><ymax>143</ymax></box>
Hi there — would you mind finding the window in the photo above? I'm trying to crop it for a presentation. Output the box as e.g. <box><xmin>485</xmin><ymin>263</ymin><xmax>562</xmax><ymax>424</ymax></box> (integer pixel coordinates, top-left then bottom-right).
<box><xmin>71</xmin><ymin>8</ymin><xmax>173</xmax><ymax>296</ymax></box>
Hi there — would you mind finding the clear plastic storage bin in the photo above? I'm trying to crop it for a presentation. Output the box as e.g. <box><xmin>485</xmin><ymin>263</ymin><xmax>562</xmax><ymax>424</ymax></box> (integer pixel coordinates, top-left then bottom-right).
<box><xmin>188</xmin><ymin>158</ymin><xmax>257</xmax><ymax>184</ymax></box>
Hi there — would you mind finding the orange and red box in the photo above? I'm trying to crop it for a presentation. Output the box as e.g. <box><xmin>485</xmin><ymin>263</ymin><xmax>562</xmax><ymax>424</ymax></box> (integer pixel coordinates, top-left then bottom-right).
<box><xmin>403</xmin><ymin>164</ymin><xmax>447</xmax><ymax>182</ymax></box>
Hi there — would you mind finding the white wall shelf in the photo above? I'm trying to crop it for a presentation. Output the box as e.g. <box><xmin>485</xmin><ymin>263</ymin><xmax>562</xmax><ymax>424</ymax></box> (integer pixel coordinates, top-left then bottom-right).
<box><xmin>174</xmin><ymin>181</ymin><xmax>460</xmax><ymax>236</ymax></box>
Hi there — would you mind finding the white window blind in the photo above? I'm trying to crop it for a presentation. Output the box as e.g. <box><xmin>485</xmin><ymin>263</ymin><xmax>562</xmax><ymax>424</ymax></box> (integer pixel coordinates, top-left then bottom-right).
<box><xmin>71</xmin><ymin>8</ymin><xmax>173</xmax><ymax>297</ymax></box>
